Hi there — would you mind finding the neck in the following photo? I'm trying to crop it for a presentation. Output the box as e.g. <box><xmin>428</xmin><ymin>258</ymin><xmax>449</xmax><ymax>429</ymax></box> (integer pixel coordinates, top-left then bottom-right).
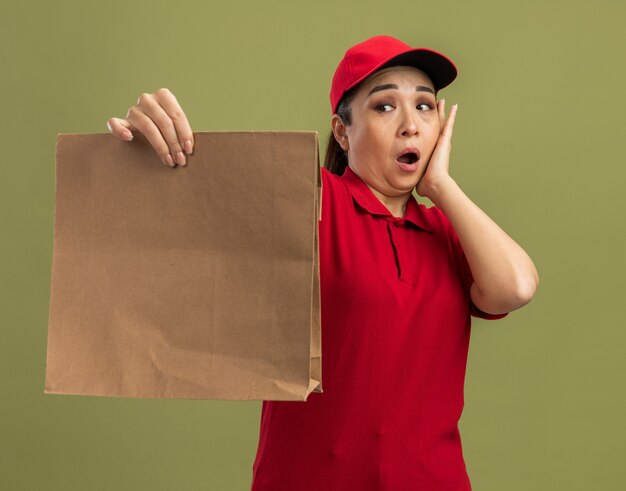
<box><xmin>367</xmin><ymin>185</ymin><xmax>410</xmax><ymax>218</ymax></box>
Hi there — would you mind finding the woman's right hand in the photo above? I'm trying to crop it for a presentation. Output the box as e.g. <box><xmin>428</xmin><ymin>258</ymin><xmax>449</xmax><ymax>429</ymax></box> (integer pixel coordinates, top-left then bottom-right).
<box><xmin>106</xmin><ymin>88</ymin><xmax>194</xmax><ymax>168</ymax></box>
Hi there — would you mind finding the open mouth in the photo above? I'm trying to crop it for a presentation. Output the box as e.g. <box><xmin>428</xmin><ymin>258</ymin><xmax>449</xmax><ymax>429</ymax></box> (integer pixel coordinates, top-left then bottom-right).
<box><xmin>396</xmin><ymin>152</ymin><xmax>419</xmax><ymax>164</ymax></box>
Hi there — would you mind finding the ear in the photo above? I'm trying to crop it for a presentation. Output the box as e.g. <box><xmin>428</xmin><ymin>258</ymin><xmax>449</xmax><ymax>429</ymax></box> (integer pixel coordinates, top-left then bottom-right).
<box><xmin>331</xmin><ymin>114</ymin><xmax>349</xmax><ymax>151</ymax></box>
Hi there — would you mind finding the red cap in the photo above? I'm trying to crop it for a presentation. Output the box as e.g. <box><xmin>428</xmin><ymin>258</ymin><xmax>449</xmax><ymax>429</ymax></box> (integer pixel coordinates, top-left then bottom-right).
<box><xmin>330</xmin><ymin>35</ymin><xmax>458</xmax><ymax>114</ymax></box>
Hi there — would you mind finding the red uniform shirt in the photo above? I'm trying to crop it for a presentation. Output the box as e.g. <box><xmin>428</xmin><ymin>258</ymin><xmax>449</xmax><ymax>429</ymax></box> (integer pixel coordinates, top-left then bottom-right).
<box><xmin>251</xmin><ymin>165</ymin><xmax>508</xmax><ymax>490</ymax></box>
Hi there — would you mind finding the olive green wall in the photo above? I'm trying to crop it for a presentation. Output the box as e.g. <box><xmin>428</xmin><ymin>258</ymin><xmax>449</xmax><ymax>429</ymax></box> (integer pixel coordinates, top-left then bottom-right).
<box><xmin>1</xmin><ymin>0</ymin><xmax>624</xmax><ymax>489</ymax></box>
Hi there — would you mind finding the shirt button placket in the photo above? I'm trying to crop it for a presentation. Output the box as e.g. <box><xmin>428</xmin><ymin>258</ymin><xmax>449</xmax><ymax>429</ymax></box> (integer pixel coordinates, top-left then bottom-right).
<box><xmin>387</xmin><ymin>220</ymin><xmax>403</xmax><ymax>281</ymax></box>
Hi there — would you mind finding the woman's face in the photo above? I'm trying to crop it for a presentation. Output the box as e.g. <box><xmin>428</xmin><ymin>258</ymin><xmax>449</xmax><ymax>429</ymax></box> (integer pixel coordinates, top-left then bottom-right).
<box><xmin>332</xmin><ymin>65</ymin><xmax>441</xmax><ymax>202</ymax></box>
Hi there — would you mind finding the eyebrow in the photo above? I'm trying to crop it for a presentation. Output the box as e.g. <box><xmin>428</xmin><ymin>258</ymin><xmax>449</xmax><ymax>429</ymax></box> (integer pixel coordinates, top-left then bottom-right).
<box><xmin>367</xmin><ymin>84</ymin><xmax>435</xmax><ymax>96</ymax></box>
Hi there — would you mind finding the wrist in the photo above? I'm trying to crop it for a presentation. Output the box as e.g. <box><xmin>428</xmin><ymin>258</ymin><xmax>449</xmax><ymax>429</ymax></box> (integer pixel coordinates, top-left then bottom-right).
<box><xmin>427</xmin><ymin>176</ymin><xmax>458</xmax><ymax>205</ymax></box>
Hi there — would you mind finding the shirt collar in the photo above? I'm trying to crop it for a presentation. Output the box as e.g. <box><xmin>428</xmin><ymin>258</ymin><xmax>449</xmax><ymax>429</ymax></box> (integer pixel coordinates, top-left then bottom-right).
<box><xmin>340</xmin><ymin>165</ymin><xmax>434</xmax><ymax>233</ymax></box>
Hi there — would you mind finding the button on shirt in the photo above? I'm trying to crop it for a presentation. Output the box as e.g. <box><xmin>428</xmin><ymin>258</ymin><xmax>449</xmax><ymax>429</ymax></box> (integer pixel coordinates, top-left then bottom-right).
<box><xmin>251</xmin><ymin>165</ymin><xmax>508</xmax><ymax>491</ymax></box>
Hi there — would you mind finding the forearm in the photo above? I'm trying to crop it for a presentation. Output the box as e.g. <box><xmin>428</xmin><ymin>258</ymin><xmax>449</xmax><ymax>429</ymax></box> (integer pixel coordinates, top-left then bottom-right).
<box><xmin>430</xmin><ymin>176</ymin><xmax>539</xmax><ymax>311</ymax></box>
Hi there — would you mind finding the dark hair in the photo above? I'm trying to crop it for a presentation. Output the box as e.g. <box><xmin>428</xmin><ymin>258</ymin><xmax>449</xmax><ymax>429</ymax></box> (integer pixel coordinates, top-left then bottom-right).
<box><xmin>323</xmin><ymin>83</ymin><xmax>360</xmax><ymax>176</ymax></box>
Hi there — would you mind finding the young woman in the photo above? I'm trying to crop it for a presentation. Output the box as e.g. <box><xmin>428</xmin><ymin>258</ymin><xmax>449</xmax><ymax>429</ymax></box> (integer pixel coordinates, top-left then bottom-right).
<box><xmin>107</xmin><ymin>35</ymin><xmax>538</xmax><ymax>491</ymax></box>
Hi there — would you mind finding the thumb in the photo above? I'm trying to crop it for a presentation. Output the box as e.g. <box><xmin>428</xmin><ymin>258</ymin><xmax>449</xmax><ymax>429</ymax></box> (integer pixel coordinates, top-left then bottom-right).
<box><xmin>106</xmin><ymin>117</ymin><xmax>136</xmax><ymax>141</ymax></box>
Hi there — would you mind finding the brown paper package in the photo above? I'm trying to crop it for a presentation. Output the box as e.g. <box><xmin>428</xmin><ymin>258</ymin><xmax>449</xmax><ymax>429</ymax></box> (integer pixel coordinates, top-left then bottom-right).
<box><xmin>44</xmin><ymin>131</ymin><xmax>322</xmax><ymax>401</ymax></box>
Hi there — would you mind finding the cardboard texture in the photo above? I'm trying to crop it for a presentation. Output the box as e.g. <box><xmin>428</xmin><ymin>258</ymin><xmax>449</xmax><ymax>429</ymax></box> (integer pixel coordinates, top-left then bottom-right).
<box><xmin>44</xmin><ymin>131</ymin><xmax>322</xmax><ymax>401</ymax></box>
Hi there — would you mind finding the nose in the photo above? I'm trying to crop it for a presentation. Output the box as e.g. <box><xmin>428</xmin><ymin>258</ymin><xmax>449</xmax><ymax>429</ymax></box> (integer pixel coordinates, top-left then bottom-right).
<box><xmin>397</xmin><ymin>105</ymin><xmax>420</xmax><ymax>138</ymax></box>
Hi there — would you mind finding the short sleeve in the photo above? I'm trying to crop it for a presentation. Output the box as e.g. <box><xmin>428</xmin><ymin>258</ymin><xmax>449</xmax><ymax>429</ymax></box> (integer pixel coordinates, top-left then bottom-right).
<box><xmin>440</xmin><ymin>207</ymin><xmax>509</xmax><ymax>320</ymax></box>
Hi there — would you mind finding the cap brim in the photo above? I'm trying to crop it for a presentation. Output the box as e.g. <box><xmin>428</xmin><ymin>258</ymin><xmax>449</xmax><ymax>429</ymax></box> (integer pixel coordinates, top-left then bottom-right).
<box><xmin>379</xmin><ymin>49</ymin><xmax>457</xmax><ymax>91</ymax></box>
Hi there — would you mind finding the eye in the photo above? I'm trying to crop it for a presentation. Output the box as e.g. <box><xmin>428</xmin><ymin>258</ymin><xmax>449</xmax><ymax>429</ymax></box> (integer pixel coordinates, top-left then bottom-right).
<box><xmin>374</xmin><ymin>103</ymin><xmax>394</xmax><ymax>112</ymax></box>
<box><xmin>417</xmin><ymin>103</ymin><xmax>433</xmax><ymax>111</ymax></box>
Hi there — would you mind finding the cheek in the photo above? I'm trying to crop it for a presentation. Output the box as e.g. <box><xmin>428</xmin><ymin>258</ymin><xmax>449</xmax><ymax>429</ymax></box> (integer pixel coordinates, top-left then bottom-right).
<box><xmin>352</xmin><ymin>125</ymin><xmax>381</xmax><ymax>154</ymax></box>
<box><xmin>422</xmin><ymin>122</ymin><xmax>440</xmax><ymax>154</ymax></box>
<box><xmin>430</xmin><ymin>114</ymin><xmax>441</xmax><ymax>135</ymax></box>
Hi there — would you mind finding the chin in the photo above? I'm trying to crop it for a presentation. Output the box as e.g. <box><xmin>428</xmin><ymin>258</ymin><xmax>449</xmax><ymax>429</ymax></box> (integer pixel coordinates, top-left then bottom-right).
<box><xmin>391</xmin><ymin>178</ymin><xmax>419</xmax><ymax>195</ymax></box>
<box><xmin>397</xmin><ymin>170</ymin><xmax>422</xmax><ymax>185</ymax></box>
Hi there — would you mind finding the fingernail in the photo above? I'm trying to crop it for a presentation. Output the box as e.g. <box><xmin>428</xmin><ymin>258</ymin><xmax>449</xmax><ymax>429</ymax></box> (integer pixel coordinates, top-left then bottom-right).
<box><xmin>184</xmin><ymin>140</ymin><xmax>193</xmax><ymax>155</ymax></box>
<box><xmin>165</xmin><ymin>154</ymin><xmax>174</xmax><ymax>167</ymax></box>
<box><xmin>176</xmin><ymin>151</ymin><xmax>186</xmax><ymax>165</ymax></box>
<box><xmin>123</xmin><ymin>131</ymin><xmax>133</xmax><ymax>141</ymax></box>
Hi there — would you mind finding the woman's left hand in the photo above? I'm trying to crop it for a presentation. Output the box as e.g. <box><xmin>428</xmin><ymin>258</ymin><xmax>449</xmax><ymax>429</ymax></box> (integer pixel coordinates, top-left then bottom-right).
<box><xmin>416</xmin><ymin>99</ymin><xmax>458</xmax><ymax>200</ymax></box>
